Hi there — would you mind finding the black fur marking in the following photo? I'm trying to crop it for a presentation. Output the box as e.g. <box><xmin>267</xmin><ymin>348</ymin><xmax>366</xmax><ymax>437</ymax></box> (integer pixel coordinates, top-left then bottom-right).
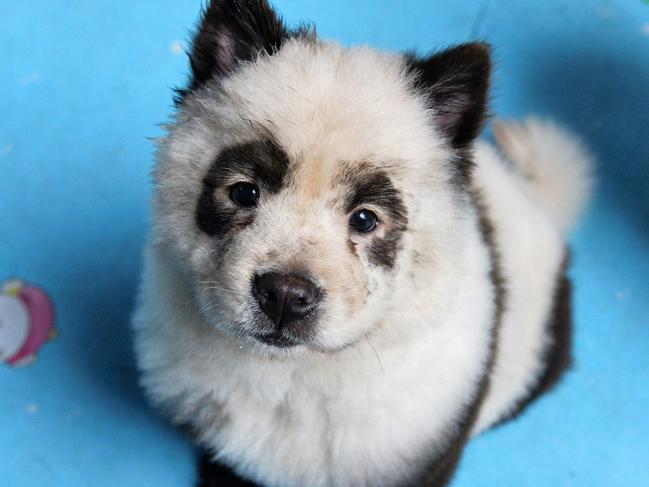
<box><xmin>342</xmin><ymin>169</ymin><xmax>405</xmax><ymax>218</ymax></box>
<box><xmin>412</xmin><ymin>191</ymin><xmax>506</xmax><ymax>487</ymax></box>
<box><xmin>176</xmin><ymin>0</ymin><xmax>313</xmax><ymax>104</ymax></box>
<box><xmin>448</xmin><ymin>153</ymin><xmax>477</xmax><ymax>193</ymax></box>
<box><xmin>406</xmin><ymin>43</ymin><xmax>491</xmax><ymax>183</ymax></box>
<box><xmin>367</xmin><ymin>230</ymin><xmax>406</xmax><ymax>270</ymax></box>
<box><xmin>190</xmin><ymin>0</ymin><xmax>286</xmax><ymax>91</ymax></box>
<box><xmin>492</xmin><ymin>253</ymin><xmax>573</xmax><ymax>427</ymax></box>
<box><xmin>418</xmin><ymin>197</ymin><xmax>573</xmax><ymax>486</ymax></box>
<box><xmin>196</xmin><ymin>185</ymin><xmax>237</xmax><ymax>238</ymax></box>
<box><xmin>473</xmin><ymin>192</ymin><xmax>507</xmax><ymax>326</ymax></box>
<box><xmin>196</xmin><ymin>139</ymin><xmax>290</xmax><ymax>237</ymax></box>
<box><xmin>339</xmin><ymin>165</ymin><xmax>409</xmax><ymax>269</ymax></box>
<box><xmin>198</xmin><ymin>450</ymin><xmax>261</xmax><ymax>487</ymax></box>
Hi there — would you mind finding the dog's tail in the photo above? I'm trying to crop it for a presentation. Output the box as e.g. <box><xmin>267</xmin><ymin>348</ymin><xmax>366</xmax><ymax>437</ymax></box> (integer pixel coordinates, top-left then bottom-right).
<box><xmin>492</xmin><ymin>118</ymin><xmax>595</xmax><ymax>233</ymax></box>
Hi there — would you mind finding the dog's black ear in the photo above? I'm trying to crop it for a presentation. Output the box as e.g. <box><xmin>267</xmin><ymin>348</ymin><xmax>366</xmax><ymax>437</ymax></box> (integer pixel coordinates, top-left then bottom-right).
<box><xmin>408</xmin><ymin>43</ymin><xmax>491</xmax><ymax>149</ymax></box>
<box><xmin>187</xmin><ymin>0</ymin><xmax>288</xmax><ymax>91</ymax></box>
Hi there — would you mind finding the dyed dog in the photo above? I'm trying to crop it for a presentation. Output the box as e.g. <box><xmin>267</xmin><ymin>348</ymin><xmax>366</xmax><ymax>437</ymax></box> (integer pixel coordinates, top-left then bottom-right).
<box><xmin>133</xmin><ymin>1</ymin><xmax>593</xmax><ymax>485</ymax></box>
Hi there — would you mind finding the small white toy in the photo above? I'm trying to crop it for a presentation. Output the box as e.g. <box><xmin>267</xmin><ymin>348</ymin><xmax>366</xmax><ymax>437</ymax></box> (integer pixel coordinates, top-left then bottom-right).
<box><xmin>0</xmin><ymin>279</ymin><xmax>56</xmax><ymax>367</ymax></box>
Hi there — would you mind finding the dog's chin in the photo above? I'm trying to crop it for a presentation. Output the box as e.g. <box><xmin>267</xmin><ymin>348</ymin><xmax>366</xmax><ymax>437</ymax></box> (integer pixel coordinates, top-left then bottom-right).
<box><xmin>254</xmin><ymin>331</ymin><xmax>303</xmax><ymax>348</ymax></box>
<box><xmin>207</xmin><ymin>315</ymin><xmax>366</xmax><ymax>356</ymax></box>
<box><xmin>211</xmin><ymin>320</ymin><xmax>312</xmax><ymax>355</ymax></box>
<box><xmin>246</xmin><ymin>333</ymin><xmax>316</xmax><ymax>357</ymax></box>
<box><xmin>232</xmin><ymin>329</ymin><xmax>358</xmax><ymax>357</ymax></box>
<box><xmin>251</xmin><ymin>330</ymin><xmax>366</xmax><ymax>357</ymax></box>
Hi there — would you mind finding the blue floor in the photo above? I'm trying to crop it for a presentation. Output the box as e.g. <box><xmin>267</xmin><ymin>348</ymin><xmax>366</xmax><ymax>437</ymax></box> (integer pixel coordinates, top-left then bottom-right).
<box><xmin>1</xmin><ymin>1</ymin><xmax>648</xmax><ymax>486</ymax></box>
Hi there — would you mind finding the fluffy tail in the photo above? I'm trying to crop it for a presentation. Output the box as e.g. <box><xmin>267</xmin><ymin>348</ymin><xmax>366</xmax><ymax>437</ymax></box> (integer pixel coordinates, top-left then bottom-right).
<box><xmin>492</xmin><ymin>118</ymin><xmax>595</xmax><ymax>233</ymax></box>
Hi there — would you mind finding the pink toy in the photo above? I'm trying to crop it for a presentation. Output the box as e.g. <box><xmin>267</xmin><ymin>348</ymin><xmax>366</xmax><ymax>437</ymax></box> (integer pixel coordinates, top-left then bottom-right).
<box><xmin>0</xmin><ymin>279</ymin><xmax>56</xmax><ymax>367</ymax></box>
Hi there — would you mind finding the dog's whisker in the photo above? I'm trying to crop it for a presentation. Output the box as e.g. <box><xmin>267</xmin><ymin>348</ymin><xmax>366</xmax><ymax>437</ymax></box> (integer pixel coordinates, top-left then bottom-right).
<box><xmin>364</xmin><ymin>335</ymin><xmax>385</xmax><ymax>375</ymax></box>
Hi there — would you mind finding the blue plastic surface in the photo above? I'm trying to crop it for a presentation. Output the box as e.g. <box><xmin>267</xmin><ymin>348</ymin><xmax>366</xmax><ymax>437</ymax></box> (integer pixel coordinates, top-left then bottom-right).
<box><xmin>1</xmin><ymin>1</ymin><xmax>648</xmax><ymax>486</ymax></box>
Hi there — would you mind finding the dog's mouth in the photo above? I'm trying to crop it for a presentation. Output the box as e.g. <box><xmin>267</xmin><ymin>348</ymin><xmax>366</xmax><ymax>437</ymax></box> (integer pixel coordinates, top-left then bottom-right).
<box><xmin>253</xmin><ymin>332</ymin><xmax>302</xmax><ymax>348</ymax></box>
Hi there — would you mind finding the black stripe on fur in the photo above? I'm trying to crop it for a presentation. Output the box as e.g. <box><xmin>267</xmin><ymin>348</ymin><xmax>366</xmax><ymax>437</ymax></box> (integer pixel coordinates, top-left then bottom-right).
<box><xmin>492</xmin><ymin>253</ymin><xmax>573</xmax><ymax>427</ymax></box>
<box><xmin>198</xmin><ymin>451</ymin><xmax>261</xmax><ymax>487</ymax></box>
<box><xmin>412</xmin><ymin>191</ymin><xmax>506</xmax><ymax>487</ymax></box>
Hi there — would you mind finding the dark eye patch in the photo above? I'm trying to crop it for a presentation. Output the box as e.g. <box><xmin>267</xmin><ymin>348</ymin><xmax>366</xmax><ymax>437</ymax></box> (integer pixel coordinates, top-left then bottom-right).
<box><xmin>342</xmin><ymin>168</ymin><xmax>407</xmax><ymax>220</ymax></box>
<box><xmin>196</xmin><ymin>139</ymin><xmax>290</xmax><ymax>237</ymax></box>
<box><xmin>338</xmin><ymin>163</ymin><xmax>409</xmax><ymax>269</ymax></box>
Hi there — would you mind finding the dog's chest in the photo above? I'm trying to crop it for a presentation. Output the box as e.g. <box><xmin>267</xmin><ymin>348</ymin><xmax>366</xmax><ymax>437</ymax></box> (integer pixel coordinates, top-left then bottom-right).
<box><xmin>203</xmin><ymin>332</ymin><xmax>486</xmax><ymax>487</ymax></box>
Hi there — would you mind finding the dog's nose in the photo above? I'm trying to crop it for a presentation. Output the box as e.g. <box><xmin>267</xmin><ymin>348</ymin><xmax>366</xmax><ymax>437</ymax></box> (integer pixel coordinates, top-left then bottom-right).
<box><xmin>254</xmin><ymin>272</ymin><xmax>319</xmax><ymax>325</ymax></box>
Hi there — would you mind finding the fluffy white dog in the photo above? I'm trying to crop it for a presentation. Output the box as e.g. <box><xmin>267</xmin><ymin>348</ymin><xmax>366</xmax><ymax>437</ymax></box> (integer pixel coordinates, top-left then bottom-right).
<box><xmin>133</xmin><ymin>1</ymin><xmax>593</xmax><ymax>486</ymax></box>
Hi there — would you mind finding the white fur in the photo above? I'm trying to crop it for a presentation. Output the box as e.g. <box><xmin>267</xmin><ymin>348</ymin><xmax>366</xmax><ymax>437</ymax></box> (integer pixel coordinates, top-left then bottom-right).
<box><xmin>492</xmin><ymin>118</ymin><xmax>594</xmax><ymax>234</ymax></box>
<box><xmin>133</xmin><ymin>38</ymin><xmax>592</xmax><ymax>486</ymax></box>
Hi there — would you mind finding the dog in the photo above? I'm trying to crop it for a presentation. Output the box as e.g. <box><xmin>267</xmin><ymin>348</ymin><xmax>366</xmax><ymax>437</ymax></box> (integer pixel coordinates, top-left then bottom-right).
<box><xmin>132</xmin><ymin>1</ymin><xmax>593</xmax><ymax>485</ymax></box>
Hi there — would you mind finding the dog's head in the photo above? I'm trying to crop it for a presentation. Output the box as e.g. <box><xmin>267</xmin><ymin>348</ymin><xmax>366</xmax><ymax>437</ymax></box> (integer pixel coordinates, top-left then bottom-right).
<box><xmin>153</xmin><ymin>0</ymin><xmax>490</xmax><ymax>353</ymax></box>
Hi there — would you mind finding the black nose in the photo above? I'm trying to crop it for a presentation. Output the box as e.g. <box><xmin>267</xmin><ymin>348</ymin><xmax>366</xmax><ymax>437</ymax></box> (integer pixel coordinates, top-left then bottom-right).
<box><xmin>253</xmin><ymin>272</ymin><xmax>319</xmax><ymax>326</ymax></box>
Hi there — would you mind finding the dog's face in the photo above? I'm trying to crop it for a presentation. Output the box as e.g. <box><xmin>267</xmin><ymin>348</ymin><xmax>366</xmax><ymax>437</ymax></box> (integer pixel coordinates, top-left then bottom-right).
<box><xmin>153</xmin><ymin>0</ymin><xmax>490</xmax><ymax>353</ymax></box>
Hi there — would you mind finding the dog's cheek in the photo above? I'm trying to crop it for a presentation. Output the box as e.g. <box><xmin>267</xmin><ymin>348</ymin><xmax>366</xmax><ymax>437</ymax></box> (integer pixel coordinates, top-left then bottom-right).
<box><xmin>316</xmin><ymin>240</ymin><xmax>369</xmax><ymax>315</ymax></box>
<box><xmin>305</xmin><ymin>243</ymin><xmax>377</xmax><ymax>349</ymax></box>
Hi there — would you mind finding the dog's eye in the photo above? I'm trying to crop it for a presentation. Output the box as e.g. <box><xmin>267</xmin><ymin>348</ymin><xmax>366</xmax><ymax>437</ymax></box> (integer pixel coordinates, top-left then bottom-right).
<box><xmin>230</xmin><ymin>182</ymin><xmax>260</xmax><ymax>208</ymax></box>
<box><xmin>349</xmin><ymin>209</ymin><xmax>378</xmax><ymax>233</ymax></box>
